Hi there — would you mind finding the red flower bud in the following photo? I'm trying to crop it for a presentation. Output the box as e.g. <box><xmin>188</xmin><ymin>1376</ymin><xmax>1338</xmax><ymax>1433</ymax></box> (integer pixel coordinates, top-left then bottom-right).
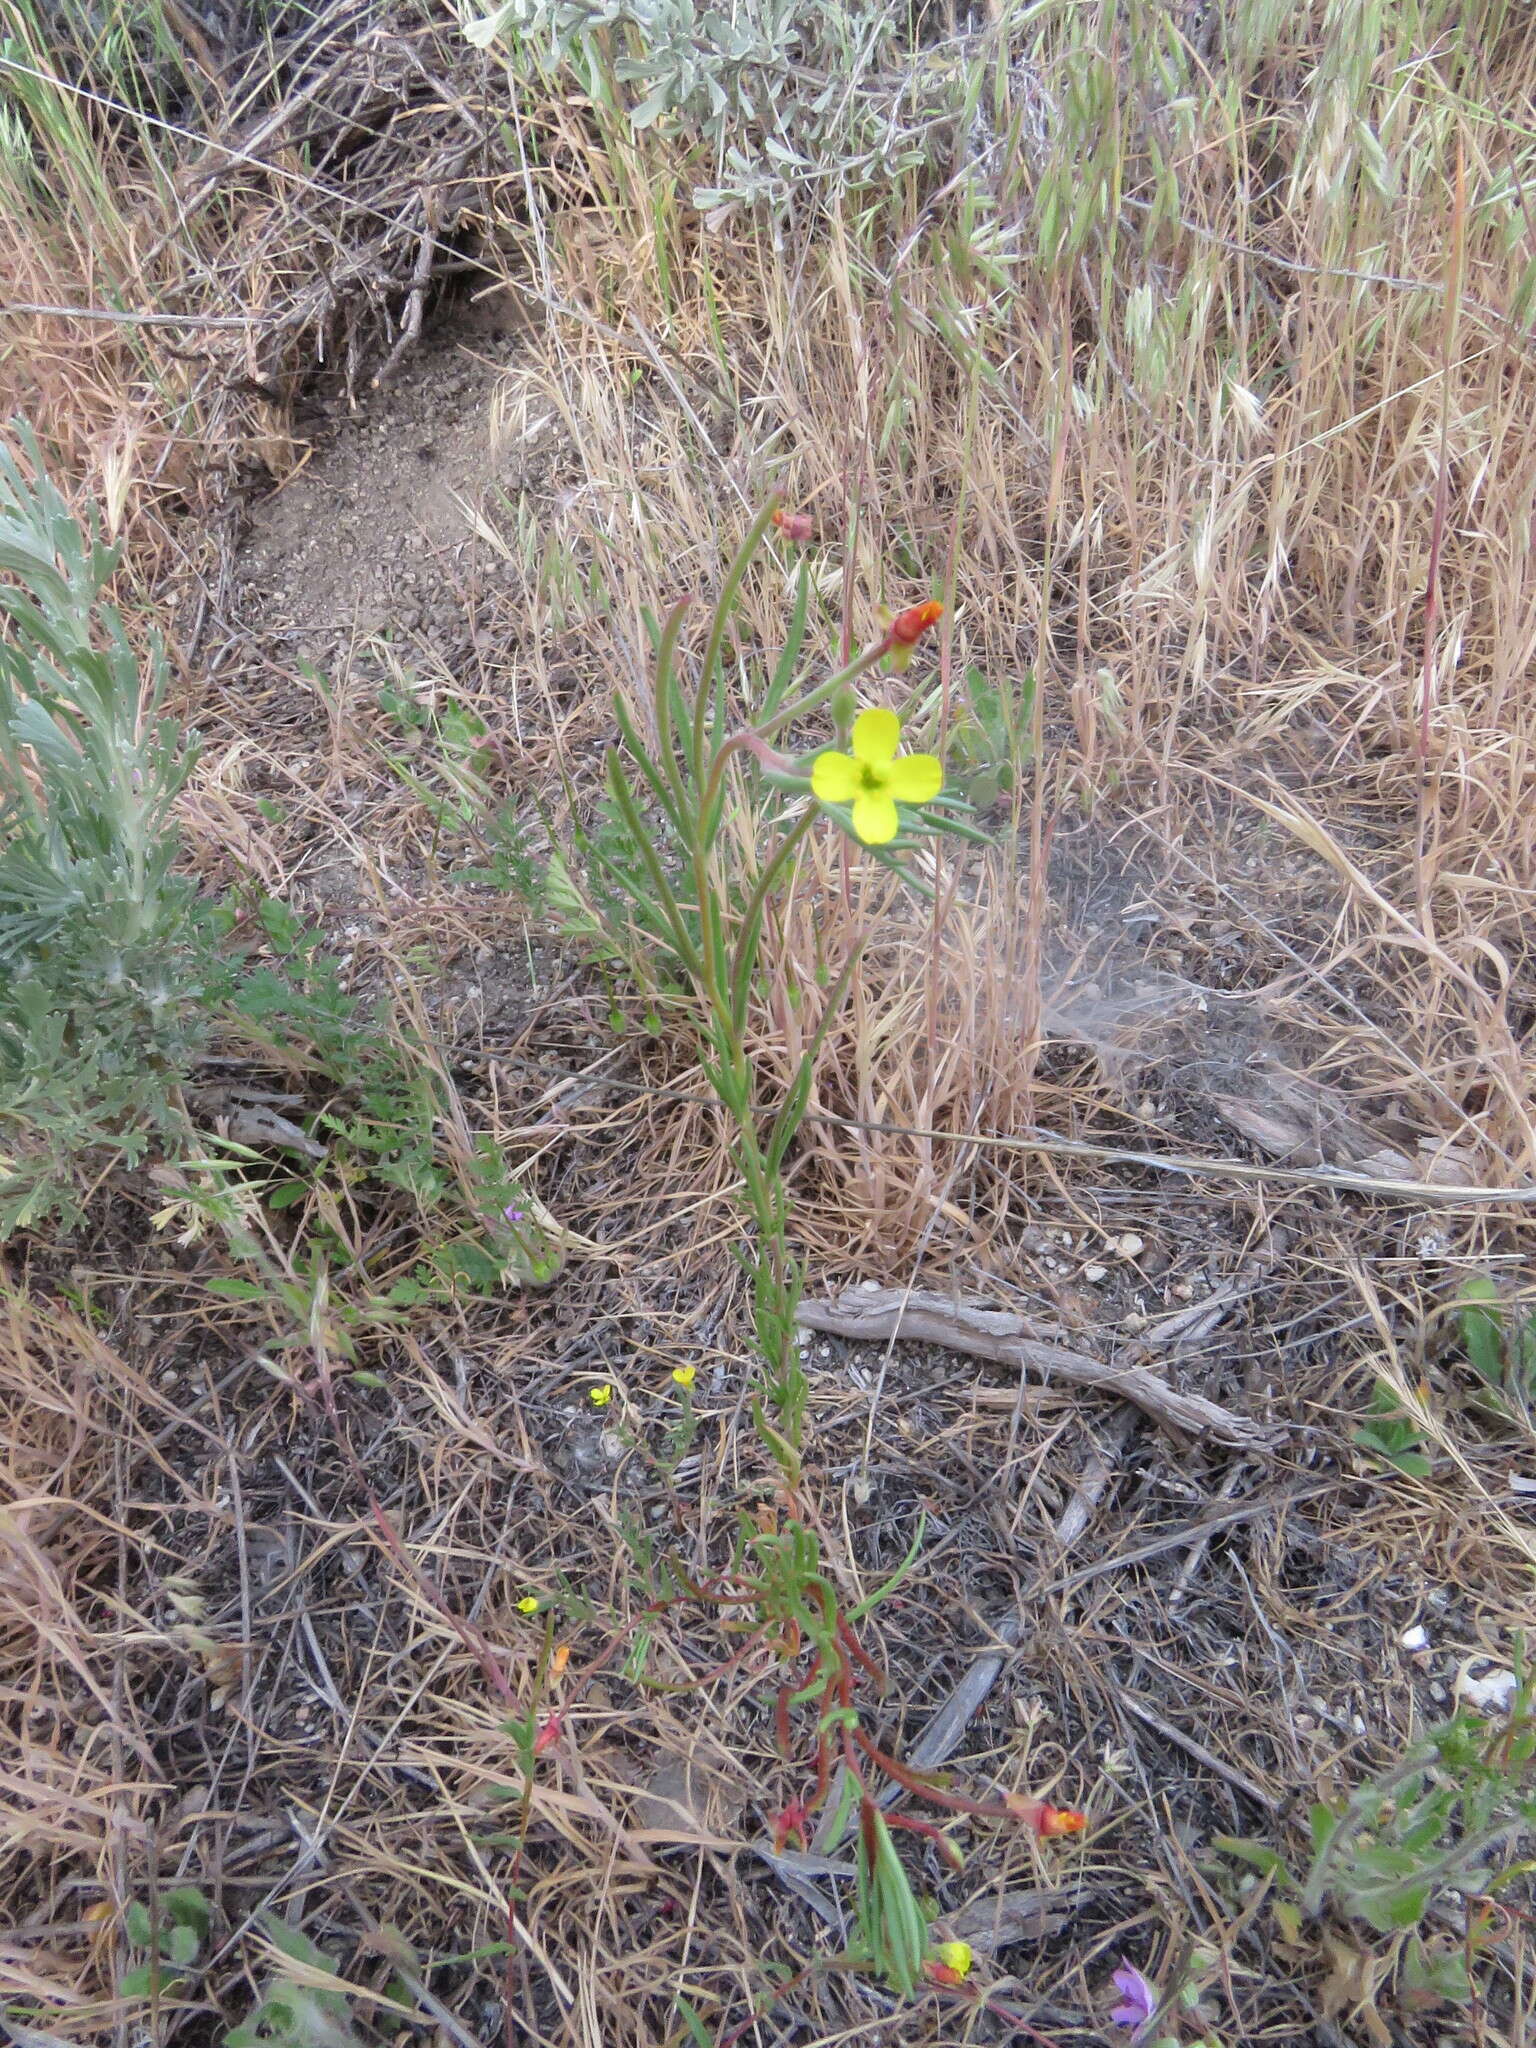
<box><xmin>769</xmin><ymin>1797</ymin><xmax>810</xmax><ymax>1853</ymax></box>
<box><xmin>772</xmin><ymin>508</ymin><xmax>815</xmax><ymax>543</ymax></box>
<box><xmin>533</xmin><ymin>1712</ymin><xmax>564</xmax><ymax>1755</ymax></box>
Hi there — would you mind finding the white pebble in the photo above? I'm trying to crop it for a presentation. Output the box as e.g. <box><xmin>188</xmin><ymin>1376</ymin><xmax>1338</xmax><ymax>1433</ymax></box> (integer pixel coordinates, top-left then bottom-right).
<box><xmin>1122</xmin><ymin>1312</ymin><xmax>1148</xmax><ymax>1334</ymax></box>
<box><xmin>1083</xmin><ymin>1263</ymin><xmax>1110</xmax><ymax>1284</ymax></box>
<box><xmin>1399</xmin><ymin>1624</ymin><xmax>1430</xmax><ymax>1653</ymax></box>
<box><xmin>1457</xmin><ymin>1664</ymin><xmax>1518</xmax><ymax>1715</ymax></box>
<box><xmin>1116</xmin><ymin>1233</ymin><xmax>1145</xmax><ymax>1258</ymax></box>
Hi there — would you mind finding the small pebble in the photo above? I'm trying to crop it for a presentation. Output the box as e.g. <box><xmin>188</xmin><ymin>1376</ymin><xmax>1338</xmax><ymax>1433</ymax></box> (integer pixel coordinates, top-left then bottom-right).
<box><xmin>1457</xmin><ymin>1664</ymin><xmax>1518</xmax><ymax>1715</ymax></box>
<box><xmin>1351</xmin><ymin>1714</ymin><xmax>1366</xmax><ymax>1734</ymax></box>
<box><xmin>1399</xmin><ymin>1624</ymin><xmax>1430</xmax><ymax>1652</ymax></box>
<box><xmin>1122</xmin><ymin>1311</ymin><xmax>1148</xmax><ymax>1334</ymax></box>
<box><xmin>1116</xmin><ymin>1233</ymin><xmax>1145</xmax><ymax>1258</ymax></box>
<box><xmin>1083</xmin><ymin>1263</ymin><xmax>1109</xmax><ymax>1284</ymax></box>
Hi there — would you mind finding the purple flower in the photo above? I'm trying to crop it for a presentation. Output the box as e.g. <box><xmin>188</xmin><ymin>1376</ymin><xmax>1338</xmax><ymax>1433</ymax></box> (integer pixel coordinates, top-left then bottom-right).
<box><xmin>1109</xmin><ymin>1960</ymin><xmax>1157</xmax><ymax>2038</ymax></box>
<box><xmin>503</xmin><ymin>1204</ymin><xmax>525</xmax><ymax>1224</ymax></box>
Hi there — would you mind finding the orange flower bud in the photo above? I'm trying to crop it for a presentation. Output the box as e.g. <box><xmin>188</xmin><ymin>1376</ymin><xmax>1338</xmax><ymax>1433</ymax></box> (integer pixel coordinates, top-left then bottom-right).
<box><xmin>889</xmin><ymin>598</ymin><xmax>944</xmax><ymax>645</ymax></box>
<box><xmin>1037</xmin><ymin>1803</ymin><xmax>1087</xmax><ymax>1837</ymax></box>
<box><xmin>1004</xmin><ymin>1793</ymin><xmax>1087</xmax><ymax>1837</ymax></box>
<box><xmin>772</xmin><ymin>508</ymin><xmax>815</xmax><ymax>543</ymax></box>
<box><xmin>550</xmin><ymin>1643</ymin><xmax>571</xmax><ymax>1679</ymax></box>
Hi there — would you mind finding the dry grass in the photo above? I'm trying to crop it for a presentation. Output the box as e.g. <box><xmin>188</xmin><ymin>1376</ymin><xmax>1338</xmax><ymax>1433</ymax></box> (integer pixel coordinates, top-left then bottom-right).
<box><xmin>4</xmin><ymin>1</ymin><xmax>1536</xmax><ymax>2043</ymax></box>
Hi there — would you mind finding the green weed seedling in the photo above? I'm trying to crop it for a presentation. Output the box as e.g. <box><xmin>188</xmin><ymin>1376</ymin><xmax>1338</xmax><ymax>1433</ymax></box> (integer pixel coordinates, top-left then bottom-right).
<box><xmin>1352</xmin><ymin>1380</ymin><xmax>1433</xmax><ymax>1478</ymax></box>
<box><xmin>1218</xmin><ymin>1652</ymin><xmax>1536</xmax><ymax>2015</ymax></box>
<box><xmin>1456</xmin><ymin>1276</ymin><xmax>1536</xmax><ymax>1425</ymax></box>
<box><xmin>213</xmin><ymin>898</ymin><xmax>564</xmax><ymax>1298</ymax></box>
<box><xmin>942</xmin><ymin>664</ymin><xmax>1036</xmax><ymax>811</ymax></box>
<box><xmin>375</xmin><ymin>677</ymin><xmax>499</xmax><ymax>845</ymax></box>
<box><xmin>120</xmin><ymin>1884</ymin><xmax>211</xmax><ymax>2000</ymax></box>
<box><xmin>225</xmin><ymin>1920</ymin><xmax>362</xmax><ymax>2048</ymax></box>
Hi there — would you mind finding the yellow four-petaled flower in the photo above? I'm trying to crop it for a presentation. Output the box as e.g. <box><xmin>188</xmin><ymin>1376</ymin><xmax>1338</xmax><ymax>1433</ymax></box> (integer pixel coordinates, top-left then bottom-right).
<box><xmin>811</xmin><ymin>708</ymin><xmax>942</xmax><ymax>846</ymax></box>
<box><xmin>671</xmin><ymin>1365</ymin><xmax>697</xmax><ymax>1389</ymax></box>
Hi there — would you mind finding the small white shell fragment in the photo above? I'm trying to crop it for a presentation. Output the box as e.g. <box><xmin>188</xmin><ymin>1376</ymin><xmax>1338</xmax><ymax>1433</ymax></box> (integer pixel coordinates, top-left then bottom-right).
<box><xmin>1116</xmin><ymin>1233</ymin><xmax>1146</xmax><ymax>1258</ymax></box>
<box><xmin>1456</xmin><ymin>1663</ymin><xmax>1518</xmax><ymax>1715</ymax></box>
<box><xmin>1399</xmin><ymin>1624</ymin><xmax>1430</xmax><ymax>1653</ymax></box>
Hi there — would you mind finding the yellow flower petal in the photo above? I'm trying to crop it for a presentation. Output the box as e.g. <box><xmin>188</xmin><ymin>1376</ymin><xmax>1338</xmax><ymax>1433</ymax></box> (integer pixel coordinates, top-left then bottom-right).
<box><xmin>516</xmin><ymin>1596</ymin><xmax>540</xmax><ymax>1614</ymax></box>
<box><xmin>851</xmin><ymin>791</ymin><xmax>900</xmax><ymax>844</ymax></box>
<box><xmin>811</xmin><ymin>749</ymin><xmax>858</xmax><ymax>802</ymax></box>
<box><xmin>935</xmin><ymin>1940</ymin><xmax>972</xmax><ymax>1978</ymax></box>
<box><xmin>887</xmin><ymin>752</ymin><xmax>942</xmax><ymax>804</ymax></box>
<box><xmin>589</xmin><ymin>1384</ymin><xmax>612</xmax><ymax>1406</ymax></box>
<box><xmin>671</xmin><ymin>1365</ymin><xmax>696</xmax><ymax>1388</ymax></box>
<box><xmin>851</xmin><ymin>706</ymin><xmax>900</xmax><ymax>765</ymax></box>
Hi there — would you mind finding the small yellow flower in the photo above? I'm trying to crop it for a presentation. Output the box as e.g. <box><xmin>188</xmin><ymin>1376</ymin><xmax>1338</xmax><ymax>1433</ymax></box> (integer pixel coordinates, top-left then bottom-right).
<box><xmin>934</xmin><ymin>1941</ymin><xmax>973</xmax><ymax>1979</ymax></box>
<box><xmin>671</xmin><ymin>1365</ymin><xmax>697</xmax><ymax>1389</ymax></box>
<box><xmin>811</xmin><ymin>707</ymin><xmax>942</xmax><ymax>846</ymax></box>
<box><xmin>516</xmin><ymin>1595</ymin><xmax>540</xmax><ymax>1614</ymax></box>
<box><xmin>589</xmin><ymin>1384</ymin><xmax>613</xmax><ymax>1407</ymax></box>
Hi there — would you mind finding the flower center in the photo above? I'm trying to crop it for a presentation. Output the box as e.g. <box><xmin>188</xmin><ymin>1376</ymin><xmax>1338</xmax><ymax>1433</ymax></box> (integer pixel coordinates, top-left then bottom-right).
<box><xmin>858</xmin><ymin>763</ymin><xmax>888</xmax><ymax>792</ymax></box>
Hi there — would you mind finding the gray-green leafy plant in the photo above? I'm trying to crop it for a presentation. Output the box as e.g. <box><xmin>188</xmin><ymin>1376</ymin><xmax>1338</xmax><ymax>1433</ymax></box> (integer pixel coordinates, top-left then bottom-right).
<box><xmin>0</xmin><ymin>420</ymin><xmax>202</xmax><ymax>1232</ymax></box>
<box><xmin>463</xmin><ymin>0</ymin><xmax>964</xmax><ymax>213</ymax></box>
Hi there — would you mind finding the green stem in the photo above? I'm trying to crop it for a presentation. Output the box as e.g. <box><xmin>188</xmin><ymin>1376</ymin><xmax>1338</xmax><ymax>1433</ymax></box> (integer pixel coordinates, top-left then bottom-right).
<box><xmin>691</xmin><ymin>497</ymin><xmax>783</xmax><ymax>783</ymax></box>
<box><xmin>750</xmin><ymin>635</ymin><xmax>892</xmax><ymax>741</ymax></box>
<box><xmin>728</xmin><ymin>808</ymin><xmax>815</xmax><ymax>1035</ymax></box>
<box><xmin>650</xmin><ymin>596</ymin><xmax>694</xmax><ymax>818</ymax></box>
